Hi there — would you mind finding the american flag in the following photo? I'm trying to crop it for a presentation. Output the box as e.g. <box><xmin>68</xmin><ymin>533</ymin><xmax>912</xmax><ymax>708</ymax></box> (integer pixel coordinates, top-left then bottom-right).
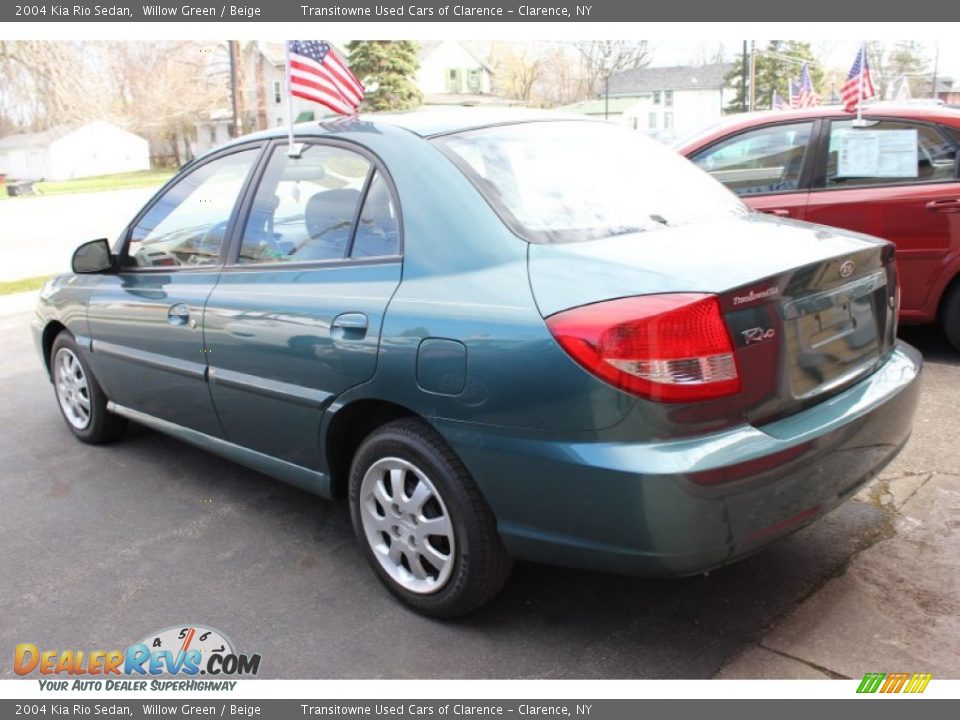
<box><xmin>840</xmin><ymin>45</ymin><xmax>876</xmax><ymax>113</ymax></box>
<box><xmin>772</xmin><ymin>89</ymin><xmax>788</xmax><ymax>110</ymax></box>
<box><xmin>287</xmin><ymin>40</ymin><xmax>364</xmax><ymax>116</ymax></box>
<box><xmin>797</xmin><ymin>63</ymin><xmax>820</xmax><ymax>108</ymax></box>
<box><xmin>789</xmin><ymin>80</ymin><xmax>802</xmax><ymax>109</ymax></box>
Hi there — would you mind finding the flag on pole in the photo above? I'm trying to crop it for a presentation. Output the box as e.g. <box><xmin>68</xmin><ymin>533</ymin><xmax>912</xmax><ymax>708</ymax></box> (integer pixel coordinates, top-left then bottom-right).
<box><xmin>789</xmin><ymin>80</ymin><xmax>802</xmax><ymax>109</ymax></box>
<box><xmin>287</xmin><ymin>40</ymin><xmax>364</xmax><ymax>116</ymax></box>
<box><xmin>840</xmin><ymin>45</ymin><xmax>876</xmax><ymax>113</ymax></box>
<box><xmin>773</xmin><ymin>89</ymin><xmax>789</xmax><ymax>110</ymax></box>
<box><xmin>797</xmin><ymin>63</ymin><xmax>820</xmax><ymax>108</ymax></box>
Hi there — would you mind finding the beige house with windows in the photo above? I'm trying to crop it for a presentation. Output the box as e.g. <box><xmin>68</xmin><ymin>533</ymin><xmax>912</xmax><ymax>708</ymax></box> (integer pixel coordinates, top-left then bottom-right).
<box><xmin>416</xmin><ymin>41</ymin><xmax>495</xmax><ymax>104</ymax></box>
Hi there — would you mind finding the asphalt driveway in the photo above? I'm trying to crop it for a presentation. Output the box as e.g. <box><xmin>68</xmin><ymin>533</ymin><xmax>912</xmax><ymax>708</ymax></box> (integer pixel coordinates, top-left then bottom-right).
<box><xmin>0</xmin><ymin>301</ymin><xmax>956</xmax><ymax>679</ymax></box>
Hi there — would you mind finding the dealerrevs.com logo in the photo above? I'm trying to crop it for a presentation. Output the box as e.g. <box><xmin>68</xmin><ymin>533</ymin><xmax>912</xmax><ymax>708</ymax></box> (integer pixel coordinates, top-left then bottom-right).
<box><xmin>14</xmin><ymin>625</ymin><xmax>261</xmax><ymax>691</ymax></box>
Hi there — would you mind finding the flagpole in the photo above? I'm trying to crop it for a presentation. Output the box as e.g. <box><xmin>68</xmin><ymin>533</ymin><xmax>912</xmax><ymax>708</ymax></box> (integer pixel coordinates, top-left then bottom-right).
<box><xmin>284</xmin><ymin>41</ymin><xmax>301</xmax><ymax>157</ymax></box>
<box><xmin>855</xmin><ymin>42</ymin><xmax>866</xmax><ymax>126</ymax></box>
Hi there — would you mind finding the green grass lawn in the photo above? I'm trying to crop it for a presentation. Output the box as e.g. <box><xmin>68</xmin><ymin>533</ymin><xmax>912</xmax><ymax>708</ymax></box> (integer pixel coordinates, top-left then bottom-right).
<box><xmin>0</xmin><ymin>275</ymin><xmax>55</xmax><ymax>296</ymax></box>
<box><xmin>1</xmin><ymin>169</ymin><xmax>173</xmax><ymax>199</ymax></box>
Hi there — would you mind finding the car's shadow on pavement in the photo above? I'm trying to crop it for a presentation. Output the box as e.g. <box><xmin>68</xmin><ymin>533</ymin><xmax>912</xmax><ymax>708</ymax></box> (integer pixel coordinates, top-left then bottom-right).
<box><xmin>899</xmin><ymin>325</ymin><xmax>959</xmax><ymax>366</ymax></box>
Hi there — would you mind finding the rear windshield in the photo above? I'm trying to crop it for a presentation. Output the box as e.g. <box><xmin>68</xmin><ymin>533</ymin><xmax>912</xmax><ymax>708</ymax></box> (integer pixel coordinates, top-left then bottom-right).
<box><xmin>433</xmin><ymin>120</ymin><xmax>749</xmax><ymax>244</ymax></box>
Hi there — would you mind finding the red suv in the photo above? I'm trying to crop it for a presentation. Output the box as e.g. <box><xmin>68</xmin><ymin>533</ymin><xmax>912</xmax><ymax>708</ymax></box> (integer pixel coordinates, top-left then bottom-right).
<box><xmin>678</xmin><ymin>104</ymin><xmax>960</xmax><ymax>350</ymax></box>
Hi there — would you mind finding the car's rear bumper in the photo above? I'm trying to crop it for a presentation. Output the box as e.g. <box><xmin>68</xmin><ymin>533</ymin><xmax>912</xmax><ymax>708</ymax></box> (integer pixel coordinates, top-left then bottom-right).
<box><xmin>434</xmin><ymin>341</ymin><xmax>922</xmax><ymax>577</ymax></box>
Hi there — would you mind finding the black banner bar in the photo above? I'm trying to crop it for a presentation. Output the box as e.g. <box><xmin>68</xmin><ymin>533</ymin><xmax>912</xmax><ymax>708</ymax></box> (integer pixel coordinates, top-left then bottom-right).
<box><xmin>1</xmin><ymin>0</ymin><xmax>953</xmax><ymax>22</ymax></box>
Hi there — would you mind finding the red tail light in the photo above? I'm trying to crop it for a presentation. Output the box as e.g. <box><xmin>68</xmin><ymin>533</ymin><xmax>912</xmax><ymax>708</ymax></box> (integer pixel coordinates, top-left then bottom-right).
<box><xmin>545</xmin><ymin>293</ymin><xmax>742</xmax><ymax>403</ymax></box>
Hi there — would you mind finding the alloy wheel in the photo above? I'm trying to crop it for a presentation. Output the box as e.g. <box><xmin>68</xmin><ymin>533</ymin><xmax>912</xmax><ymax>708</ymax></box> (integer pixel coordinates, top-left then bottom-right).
<box><xmin>54</xmin><ymin>348</ymin><xmax>91</xmax><ymax>430</ymax></box>
<box><xmin>358</xmin><ymin>457</ymin><xmax>456</xmax><ymax>594</ymax></box>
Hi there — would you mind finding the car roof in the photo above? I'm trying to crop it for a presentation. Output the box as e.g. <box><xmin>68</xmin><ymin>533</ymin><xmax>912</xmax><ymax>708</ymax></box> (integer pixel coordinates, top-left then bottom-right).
<box><xmin>192</xmin><ymin>107</ymin><xmax>596</xmax><ymax>168</ymax></box>
<box><xmin>232</xmin><ymin>107</ymin><xmax>591</xmax><ymax>144</ymax></box>
<box><xmin>676</xmin><ymin>103</ymin><xmax>960</xmax><ymax>151</ymax></box>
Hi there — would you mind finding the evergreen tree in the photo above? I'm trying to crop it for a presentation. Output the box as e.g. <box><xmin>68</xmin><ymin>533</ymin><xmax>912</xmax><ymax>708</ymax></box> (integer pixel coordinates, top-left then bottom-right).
<box><xmin>346</xmin><ymin>41</ymin><xmax>422</xmax><ymax>112</ymax></box>
<box><xmin>725</xmin><ymin>41</ymin><xmax>825</xmax><ymax>113</ymax></box>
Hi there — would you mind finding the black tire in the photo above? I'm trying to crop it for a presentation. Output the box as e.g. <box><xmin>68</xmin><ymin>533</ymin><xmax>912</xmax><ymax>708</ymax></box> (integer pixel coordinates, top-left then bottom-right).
<box><xmin>348</xmin><ymin>418</ymin><xmax>513</xmax><ymax>618</ymax></box>
<box><xmin>49</xmin><ymin>331</ymin><xmax>127</xmax><ymax>444</ymax></box>
<box><xmin>942</xmin><ymin>281</ymin><xmax>960</xmax><ymax>352</ymax></box>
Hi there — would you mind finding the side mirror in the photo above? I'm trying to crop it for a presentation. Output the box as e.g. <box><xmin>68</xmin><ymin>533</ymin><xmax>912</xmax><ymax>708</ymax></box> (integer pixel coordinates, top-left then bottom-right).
<box><xmin>72</xmin><ymin>239</ymin><xmax>115</xmax><ymax>274</ymax></box>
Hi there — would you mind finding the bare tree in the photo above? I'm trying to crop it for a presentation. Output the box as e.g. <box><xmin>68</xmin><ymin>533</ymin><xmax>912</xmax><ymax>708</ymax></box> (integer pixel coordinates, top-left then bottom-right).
<box><xmin>490</xmin><ymin>43</ymin><xmax>545</xmax><ymax>102</ymax></box>
<box><xmin>576</xmin><ymin>41</ymin><xmax>651</xmax><ymax>97</ymax></box>
<box><xmin>536</xmin><ymin>46</ymin><xmax>583</xmax><ymax>106</ymax></box>
<box><xmin>0</xmin><ymin>41</ymin><xmax>229</xmax><ymax>165</ymax></box>
<box><xmin>98</xmin><ymin>41</ymin><xmax>229</xmax><ymax>164</ymax></box>
<box><xmin>0</xmin><ymin>41</ymin><xmax>102</xmax><ymax>133</ymax></box>
<box><xmin>867</xmin><ymin>41</ymin><xmax>929</xmax><ymax>99</ymax></box>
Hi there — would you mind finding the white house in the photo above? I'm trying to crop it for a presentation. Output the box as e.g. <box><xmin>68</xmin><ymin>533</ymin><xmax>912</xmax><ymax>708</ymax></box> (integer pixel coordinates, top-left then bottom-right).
<box><xmin>416</xmin><ymin>41</ymin><xmax>494</xmax><ymax>103</ymax></box>
<box><xmin>603</xmin><ymin>63</ymin><xmax>735</xmax><ymax>141</ymax></box>
<box><xmin>0</xmin><ymin>121</ymin><xmax>150</xmax><ymax>181</ymax></box>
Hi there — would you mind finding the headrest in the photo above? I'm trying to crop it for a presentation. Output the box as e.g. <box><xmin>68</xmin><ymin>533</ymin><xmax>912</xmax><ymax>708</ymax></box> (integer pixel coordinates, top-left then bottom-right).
<box><xmin>305</xmin><ymin>189</ymin><xmax>360</xmax><ymax>239</ymax></box>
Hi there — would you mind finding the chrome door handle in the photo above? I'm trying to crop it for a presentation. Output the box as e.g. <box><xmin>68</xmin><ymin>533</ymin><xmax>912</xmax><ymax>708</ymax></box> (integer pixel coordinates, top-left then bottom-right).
<box><xmin>167</xmin><ymin>303</ymin><xmax>192</xmax><ymax>326</ymax></box>
<box><xmin>331</xmin><ymin>312</ymin><xmax>368</xmax><ymax>340</ymax></box>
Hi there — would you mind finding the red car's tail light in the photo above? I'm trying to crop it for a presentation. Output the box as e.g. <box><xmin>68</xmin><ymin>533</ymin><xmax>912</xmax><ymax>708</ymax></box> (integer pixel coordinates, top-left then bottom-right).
<box><xmin>545</xmin><ymin>293</ymin><xmax>742</xmax><ymax>403</ymax></box>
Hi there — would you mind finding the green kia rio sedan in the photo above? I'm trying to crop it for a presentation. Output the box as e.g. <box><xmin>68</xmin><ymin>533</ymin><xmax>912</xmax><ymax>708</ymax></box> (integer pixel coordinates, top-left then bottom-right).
<box><xmin>33</xmin><ymin>110</ymin><xmax>922</xmax><ymax>617</ymax></box>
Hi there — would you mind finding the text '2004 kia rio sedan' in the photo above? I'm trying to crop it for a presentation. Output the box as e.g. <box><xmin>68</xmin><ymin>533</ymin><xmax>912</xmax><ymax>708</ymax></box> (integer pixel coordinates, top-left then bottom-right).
<box><xmin>34</xmin><ymin>111</ymin><xmax>921</xmax><ymax>617</ymax></box>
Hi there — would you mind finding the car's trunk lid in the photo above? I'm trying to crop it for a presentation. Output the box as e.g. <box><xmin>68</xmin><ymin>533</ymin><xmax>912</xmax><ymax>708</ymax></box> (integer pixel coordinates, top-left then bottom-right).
<box><xmin>529</xmin><ymin>214</ymin><xmax>898</xmax><ymax>424</ymax></box>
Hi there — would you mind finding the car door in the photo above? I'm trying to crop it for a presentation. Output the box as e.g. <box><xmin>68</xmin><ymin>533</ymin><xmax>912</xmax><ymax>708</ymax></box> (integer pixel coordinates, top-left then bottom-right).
<box><xmin>85</xmin><ymin>145</ymin><xmax>263</xmax><ymax>436</ymax></box>
<box><xmin>202</xmin><ymin>140</ymin><xmax>403</xmax><ymax>470</ymax></box>
<box><xmin>688</xmin><ymin>120</ymin><xmax>818</xmax><ymax>220</ymax></box>
<box><xmin>804</xmin><ymin>118</ymin><xmax>960</xmax><ymax>318</ymax></box>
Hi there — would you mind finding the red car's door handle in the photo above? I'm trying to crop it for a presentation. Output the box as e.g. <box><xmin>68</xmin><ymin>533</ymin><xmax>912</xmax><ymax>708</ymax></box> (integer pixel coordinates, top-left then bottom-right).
<box><xmin>761</xmin><ymin>209</ymin><xmax>791</xmax><ymax>217</ymax></box>
<box><xmin>925</xmin><ymin>199</ymin><xmax>960</xmax><ymax>213</ymax></box>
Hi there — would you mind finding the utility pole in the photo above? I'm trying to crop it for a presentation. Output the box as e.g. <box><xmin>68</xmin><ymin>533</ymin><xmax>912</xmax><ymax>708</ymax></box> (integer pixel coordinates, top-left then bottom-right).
<box><xmin>931</xmin><ymin>43</ymin><xmax>940</xmax><ymax>101</ymax></box>
<box><xmin>741</xmin><ymin>41</ymin><xmax>748</xmax><ymax>112</ymax></box>
<box><xmin>604</xmin><ymin>73</ymin><xmax>609</xmax><ymax>120</ymax></box>
<box><xmin>229</xmin><ymin>40</ymin><xmax>242</xmax><ymax>138</ymax></box>
<box><xmin>748</xmin><ymin>41</ymin><xmax>756</xmax><ymax>112</ymax></box>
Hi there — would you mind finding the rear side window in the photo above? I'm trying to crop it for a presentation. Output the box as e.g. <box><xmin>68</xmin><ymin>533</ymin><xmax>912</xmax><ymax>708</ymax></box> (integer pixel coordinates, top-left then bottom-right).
<box><xmin>690</xmin><ymin>122</ymin><xmax>814</xmax><ymax>196</ymax></box>
<box><xmin>238</xmin><ymin>144</ymin><xmax>389</xmax><ymax>264</ymax></box>
<box><xmin>824</xmin><ymin>119</ymin><xmax>958</xmax><ymax>188</ymax></box>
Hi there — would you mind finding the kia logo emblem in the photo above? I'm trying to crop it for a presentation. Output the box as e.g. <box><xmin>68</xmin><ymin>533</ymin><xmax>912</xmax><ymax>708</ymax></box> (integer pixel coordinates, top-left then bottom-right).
<box><xmin>840</xmin><ymin>261</ymin><xmax>855</xmax><ymax>278</ymax></box>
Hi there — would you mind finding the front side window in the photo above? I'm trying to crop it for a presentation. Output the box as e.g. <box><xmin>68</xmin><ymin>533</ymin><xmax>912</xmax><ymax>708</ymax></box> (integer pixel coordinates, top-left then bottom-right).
<box><xmin>125</xmin><ymin>148</ymin><xmax>259</xmax><ymax>268</ymax></box>
<box><xmin>434</xmin><ymin>120</ymin><xmax>747</xmax><ymax>244</ymax></box>
<box><xmin>824</xmin><ymin>119</ymin><xmax>958</xmax><ymax>188</ymax></box>
<box><xmin>239</xmin><ymin>143</ymin><xmax>380</xmax><ymax>264</ymax></box>
<box><xmin>691</xmin><ymin>121</ymin><xmax>814</xmax><ymax>196</ymax></box>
